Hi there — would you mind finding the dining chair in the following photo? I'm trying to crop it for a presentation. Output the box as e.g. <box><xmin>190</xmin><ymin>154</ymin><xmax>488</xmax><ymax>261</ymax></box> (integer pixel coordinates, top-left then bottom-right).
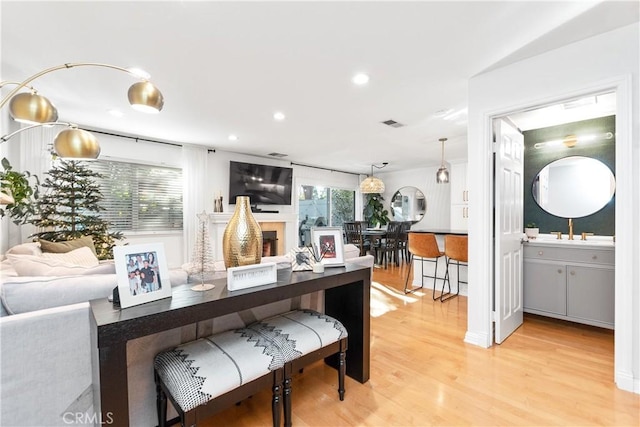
<box><xmin>404</xmin><ymin>232</ymin><xmax>445</xmax><ymax>296</ymax></box>
<box><xmin>440</xmin><ymin>235</ymin><xmax>468</xmax><ymax>301</ymax></box>
<box><xmin>397</xmin><ymin>221</ymin><xmax>412</xmax><ymax>263</ymax></box>
<box><xmin>343</xmin><ymin>221</ymin><xmax>371</xmax><ymax>256</ymax></box>
<box><xmin>377</xmin><ymin>221</ymin><xmax>404</xmax><ymax>268</ymax></box>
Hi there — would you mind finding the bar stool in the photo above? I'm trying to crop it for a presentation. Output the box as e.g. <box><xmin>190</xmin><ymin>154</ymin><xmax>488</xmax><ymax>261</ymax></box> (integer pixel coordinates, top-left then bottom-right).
<box><xmin>440</xmin><ymin>235</ymin><xmax>468</xmax><ymax>302</ymax></box>
<box><xmin>404</xmin><ymin>232</ymin><xmax>445</xmax><ymax>296</ymax></box>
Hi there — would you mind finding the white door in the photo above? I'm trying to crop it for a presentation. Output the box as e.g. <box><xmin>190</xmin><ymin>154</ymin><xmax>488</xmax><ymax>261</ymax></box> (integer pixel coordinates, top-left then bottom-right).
<box><xmin>494</xmin><ymin>118</ymin><xmax>524</xmax><ymax>343</ymax></box>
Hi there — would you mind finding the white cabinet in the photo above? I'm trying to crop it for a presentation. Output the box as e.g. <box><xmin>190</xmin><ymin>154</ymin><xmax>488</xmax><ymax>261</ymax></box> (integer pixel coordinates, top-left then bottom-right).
<box><xmin>450</xmin><ymin>162</ymin><xmax>468</xmax><ymax>230</ymax></box>
<box><xmin>450</xmin><ymin>205</ymin><xmax>469</xmax><ymax>230</ymax></box>
<box><xmin>523</xmin><ymin>243</ymin><xmax>614</xmax><ymax>329</ymax></box>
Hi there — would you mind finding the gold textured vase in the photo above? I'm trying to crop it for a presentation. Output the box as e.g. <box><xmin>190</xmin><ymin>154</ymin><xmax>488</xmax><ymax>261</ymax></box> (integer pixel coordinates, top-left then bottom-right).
<box><xmin>222</xmin><ymin>196</ymin><xmax>263</xmax><ymax>268</ymax></box>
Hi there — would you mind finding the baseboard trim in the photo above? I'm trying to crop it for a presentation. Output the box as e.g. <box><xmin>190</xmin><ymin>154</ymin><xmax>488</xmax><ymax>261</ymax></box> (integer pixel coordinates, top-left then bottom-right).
<box><xmin>464</xmin><ymin>330</ymin><xmax>492</xmax><ymax>348</ymax></box>
<box><xmin>615</xmin><ymin>369</ymin><xmax>640</xmax><ymax>394</ymax></box>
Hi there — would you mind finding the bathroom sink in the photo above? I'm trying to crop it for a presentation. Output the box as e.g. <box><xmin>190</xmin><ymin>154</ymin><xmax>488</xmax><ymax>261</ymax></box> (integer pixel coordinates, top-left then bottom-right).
<box><xmin>526</xmin><ymin>235</ymin><xmax>614</xmax><ymax>247</ymax></box>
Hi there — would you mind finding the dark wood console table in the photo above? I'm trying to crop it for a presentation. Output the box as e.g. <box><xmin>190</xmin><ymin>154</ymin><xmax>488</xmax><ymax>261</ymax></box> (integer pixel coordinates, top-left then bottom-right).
<box><xmin>90</xmin><ymin>263</ymin><xmax>371</xmax><ymax>426</ymax></box>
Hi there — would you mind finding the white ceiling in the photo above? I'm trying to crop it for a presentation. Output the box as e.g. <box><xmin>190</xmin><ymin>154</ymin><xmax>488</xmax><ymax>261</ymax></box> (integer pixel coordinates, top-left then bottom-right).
<box><xmin>1</xmin><ymin>1</ymin><xmax>638</xmax><ymax>174</ymax></box>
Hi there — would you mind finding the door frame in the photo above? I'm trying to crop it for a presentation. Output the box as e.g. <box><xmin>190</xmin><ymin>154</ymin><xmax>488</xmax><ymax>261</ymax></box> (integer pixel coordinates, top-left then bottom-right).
<box><xmin>465</xmin><ymin>75</ymin><xmax>635</xmax><ymax>392</ymax></box>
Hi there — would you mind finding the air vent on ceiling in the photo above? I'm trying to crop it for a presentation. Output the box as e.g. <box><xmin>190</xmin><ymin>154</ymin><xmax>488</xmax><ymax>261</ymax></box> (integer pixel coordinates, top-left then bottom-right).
<box><xmin>268</xmin><ymin>152</ymin><xmax>288</xmax><ymax>158</ymax></box>
<box><xmin>381</xmin><ymin>119</ymin><xmax>404</xmax><ymax>128</ymax></box>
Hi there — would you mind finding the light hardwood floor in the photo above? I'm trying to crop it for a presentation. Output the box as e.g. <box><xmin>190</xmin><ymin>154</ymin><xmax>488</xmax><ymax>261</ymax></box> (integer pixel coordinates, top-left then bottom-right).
<box><xmin>202</xmin><ymin>263</ymin><xmax>639</xmax><ymax>426</ymax></box>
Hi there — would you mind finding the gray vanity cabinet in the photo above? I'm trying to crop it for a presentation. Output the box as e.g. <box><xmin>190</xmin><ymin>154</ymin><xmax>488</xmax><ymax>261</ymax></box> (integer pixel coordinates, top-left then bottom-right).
<box><xmin>523</xmin><ymin>243</ymin><xmax>614</xmax><ymax>329</ymax></box>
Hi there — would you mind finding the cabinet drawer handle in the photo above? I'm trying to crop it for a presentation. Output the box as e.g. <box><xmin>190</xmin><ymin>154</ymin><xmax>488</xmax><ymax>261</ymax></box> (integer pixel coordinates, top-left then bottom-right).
<box><xmin>538</xmin><ymin>251</ymin><xmax>544</xmax><ymax>256</ymax></box>
<box><xmin>570</xmin><ymin>271</ymin><xmax>576</xmax><ymax>276</ymax></box>
<box><xmin>557</xmin><ymin>269</ymin><xmax>563</xmax><ymax>274</ymax></box>
<box><xmin>592</xmin><ymin>255</ymin><xmax>598</xmax><ymax>260</ymax></box>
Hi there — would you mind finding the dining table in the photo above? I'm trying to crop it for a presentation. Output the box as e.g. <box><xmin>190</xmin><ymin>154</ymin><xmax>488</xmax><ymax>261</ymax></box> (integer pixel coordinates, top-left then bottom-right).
<box><xmin>362</xmin><ymin>228</ymin><xmax>387</xmax><ymax>267</ymax></box>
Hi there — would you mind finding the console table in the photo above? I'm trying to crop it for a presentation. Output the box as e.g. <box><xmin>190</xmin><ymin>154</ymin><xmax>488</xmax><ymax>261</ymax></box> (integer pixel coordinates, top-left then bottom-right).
<box><xmin>90</xmin><ymin>263</ymin><xmax>371</xmax><ymax>426</ymax></box>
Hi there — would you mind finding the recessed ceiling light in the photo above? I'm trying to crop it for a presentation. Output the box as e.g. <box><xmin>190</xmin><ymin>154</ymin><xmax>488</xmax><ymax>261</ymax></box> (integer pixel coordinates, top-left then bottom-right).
<box><xmin>108</xmin><ymin>109</ymin><xmax>123</xmax><ymax>117</ymax></box>
<box><xmin>273</xmin><ymin>111</ymin><xmax>285</xmax><ymax>121</ymax></box>
<box><xmin>228</xmin><ymin>134</ymin><xmax>238</xmax><ymax>141</ymax></box>
<box><xmin>433</xmin><ymin>108</ymin><xmax>454</xmax><ymax>118</ymax></box>
<box><xmin>352</xmin><ymin>73</ymin><xmax>370</xmax><ymax>85</ymax></box>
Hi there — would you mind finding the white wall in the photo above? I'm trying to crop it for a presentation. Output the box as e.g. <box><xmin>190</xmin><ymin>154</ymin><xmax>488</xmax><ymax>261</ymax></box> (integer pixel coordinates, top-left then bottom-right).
<box><xmin>1</xmin><ymin>130</ymin><xmax>363</xmax><ymax>268</ymax></box>
<box><xmin>467</xmin><ymin>23</ymin><xmax>639</xmax><ymax>393</ymax></box>
<box><xmin>376</xmin><ymin>165</ymin><xmax>451</xmax><ymax>230</ymax></box>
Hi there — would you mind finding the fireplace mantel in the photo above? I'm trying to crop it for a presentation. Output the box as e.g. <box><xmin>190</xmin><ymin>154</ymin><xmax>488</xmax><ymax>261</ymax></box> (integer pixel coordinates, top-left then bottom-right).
<box><xmin>209</xmin><ymin>212</ymin><xmax>299</xmax><ymax>260</ymax></box>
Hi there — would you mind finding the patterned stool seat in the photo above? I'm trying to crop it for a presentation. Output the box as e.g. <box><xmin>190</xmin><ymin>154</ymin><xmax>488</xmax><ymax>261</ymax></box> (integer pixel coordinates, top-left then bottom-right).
<box><xmin>154</xmin><ymin>327</ymin><xmax>285</xmax><ymax>427</ymax></box>
<box><xmin>245</xmin><ymin>309</ymin><xmax>348</xmax><ymax>362</ymax></box>
<box><xmin>245</xmin><ymin>310</ymin><xmax>349</xmax><ymax>427</ymax></box>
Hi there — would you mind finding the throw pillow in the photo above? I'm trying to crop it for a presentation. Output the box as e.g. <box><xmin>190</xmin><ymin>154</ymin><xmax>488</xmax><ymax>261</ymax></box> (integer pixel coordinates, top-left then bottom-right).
<box><xmin>8</xmin><ymin>247</ymin><xmax>103</xmax><ymax>276</ymax></box>
<box><xmin>5</xmin><ymin>242</ymin><xmax>42</xmax><ymax>257</ymax></box>
<box><xmin>39</xmin><ymin>236</ymin><xmax>97</xmax><ymax>256</ymax></box>
<box><xmin>41</xmin><ymin>246</ymin><xmax>100</xmax><ymax>267</ymax></box>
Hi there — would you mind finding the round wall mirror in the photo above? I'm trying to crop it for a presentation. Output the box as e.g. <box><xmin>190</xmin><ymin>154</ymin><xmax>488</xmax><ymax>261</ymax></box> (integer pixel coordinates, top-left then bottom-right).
<box><xmin>390</xmin><ymin>186</ymin><xmax>426</xmax><ymax>223</ymax></box>
<box><xmin>532</xmin><ymin>156</ymin><xmax>615</xmax><ymax>218</ymax></box>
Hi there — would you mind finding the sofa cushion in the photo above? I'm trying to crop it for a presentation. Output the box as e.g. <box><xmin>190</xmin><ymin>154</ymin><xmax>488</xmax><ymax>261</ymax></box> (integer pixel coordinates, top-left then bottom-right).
<box><xmin>1</xmin><ymin>268</ymin><xmax>189</xmax><ymax>315</ymax></box>
<box><xmin>39</xmin><ymin>236</ymin><xmax>97</xmax><ymax>256</ymax></box>
<box><xmin>7</xmin><ymin>247</ymin><xmax>102</xmax><ymax>276</ymax></box>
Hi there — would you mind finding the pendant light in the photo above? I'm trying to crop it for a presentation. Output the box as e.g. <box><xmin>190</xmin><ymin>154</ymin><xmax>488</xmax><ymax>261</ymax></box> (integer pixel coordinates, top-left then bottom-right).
<box><xmin>360</xmin><ymin>163</ymin><xmax>388</xmax><ymax>194</ymax></box>
<box><xmin>436</xmin><ymin>137</ymin><xmax>450</xmax><ymax>184</ymax></box>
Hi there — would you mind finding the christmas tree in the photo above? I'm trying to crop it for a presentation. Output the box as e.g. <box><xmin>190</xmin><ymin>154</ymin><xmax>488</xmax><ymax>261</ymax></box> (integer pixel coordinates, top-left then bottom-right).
<box><xmin>29</xmin><ymin>159</ymin><xmax>123</xmax><ymax>260</ymax></box>
<box><xmin>187</xmin><ymin>211</ymin><xmax>216</xmax><ymax>291</ymax></box>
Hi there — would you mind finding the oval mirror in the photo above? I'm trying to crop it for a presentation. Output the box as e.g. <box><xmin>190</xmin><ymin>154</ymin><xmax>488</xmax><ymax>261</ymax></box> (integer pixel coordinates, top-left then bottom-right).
<box><xmin>390</xmin><ymin>186</ymin><xmax>426</xmax><ymax>223</ymax></box>
<box><xmin>532</xmin><ymin>156</ymin><xmax>615</xmax><ymax>218</ymax></box>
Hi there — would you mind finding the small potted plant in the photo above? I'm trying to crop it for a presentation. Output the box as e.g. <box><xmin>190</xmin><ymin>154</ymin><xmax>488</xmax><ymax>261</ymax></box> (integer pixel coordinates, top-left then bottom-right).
<box><xmin>524</xmin><ymin>222</ymin><xmax>539</xmax><ymax>239</ymax></box>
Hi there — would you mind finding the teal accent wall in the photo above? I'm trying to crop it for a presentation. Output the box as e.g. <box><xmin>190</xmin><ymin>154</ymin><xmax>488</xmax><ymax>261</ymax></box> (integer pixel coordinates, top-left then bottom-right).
<box><xmin>523</xmin><ymin>115</ymin><xmax>615</xmax><ymax>236</ymax></box>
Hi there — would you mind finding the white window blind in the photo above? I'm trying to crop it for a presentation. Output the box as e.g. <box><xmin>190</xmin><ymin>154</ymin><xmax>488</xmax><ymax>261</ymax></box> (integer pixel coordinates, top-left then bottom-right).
<box><xmin>93</xmin><ymin>160</ymin><xmax>183</xmax><ymax>231</ymax></box>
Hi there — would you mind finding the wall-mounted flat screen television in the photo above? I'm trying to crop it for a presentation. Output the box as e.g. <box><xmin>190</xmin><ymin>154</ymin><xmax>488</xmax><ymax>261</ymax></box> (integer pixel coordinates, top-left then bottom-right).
<box><xmin>229</xmin><ymin>161</ymin><xmax>293</xmax><ymax>205</ymax></box>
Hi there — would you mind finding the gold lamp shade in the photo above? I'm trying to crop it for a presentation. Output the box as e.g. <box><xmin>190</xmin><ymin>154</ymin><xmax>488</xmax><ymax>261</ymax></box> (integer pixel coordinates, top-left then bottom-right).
<box><xmin>8</xmin><ymin>92</ymin><xmax>58</xmax><ymax>124</ymax></box>
<box><xmin>128</xmin><ymin>81</ymin><xmax>164</xmax><ymax>113</ymax></box>
<box><xmin>360</xmin><ymin>176</ymin><xmax>385</xmax><ymax>194</ymax></box>
<box><xmin>54</xmin><ymin>128</ymin><xmax>101</xmax><ymax>159</ymax></box>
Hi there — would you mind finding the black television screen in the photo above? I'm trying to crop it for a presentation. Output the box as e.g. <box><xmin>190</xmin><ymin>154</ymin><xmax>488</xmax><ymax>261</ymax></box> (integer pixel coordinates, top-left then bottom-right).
<box><xmin>229</xmin><ymin>161</ymin><xmax>293</xmax><ymax>205</ymax></box>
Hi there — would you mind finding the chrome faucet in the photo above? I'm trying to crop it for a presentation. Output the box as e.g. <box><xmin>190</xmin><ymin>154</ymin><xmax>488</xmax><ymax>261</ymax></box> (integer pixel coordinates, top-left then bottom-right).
<box><xmin>568</xmin><ymin>218</ymin><xmax>574</xmax><ymax>240</ymax></box>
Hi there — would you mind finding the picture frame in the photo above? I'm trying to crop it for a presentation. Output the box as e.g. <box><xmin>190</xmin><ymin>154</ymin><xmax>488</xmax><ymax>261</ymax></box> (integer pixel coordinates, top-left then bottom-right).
<box><xmin>290</xmin><ymin>246</ymin><xmax>316</xmax><ymax>271</ymax></box>
<box><xmin>310</xmin><ymin>227</ymin><xmax>345</xmax><ymax>267</ymax></box>
<box><xmin>114</xmin><ymin>243</ymin><xmax>172</xmax><ymax>308</ymax></box>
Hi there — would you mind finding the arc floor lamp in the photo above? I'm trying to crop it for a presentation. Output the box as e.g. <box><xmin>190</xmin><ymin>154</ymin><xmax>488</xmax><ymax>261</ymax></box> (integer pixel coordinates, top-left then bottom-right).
<box><xmin>0</xmin><ymin>62</ymin><xmax>164</xmax><ymax>159</ymax></box>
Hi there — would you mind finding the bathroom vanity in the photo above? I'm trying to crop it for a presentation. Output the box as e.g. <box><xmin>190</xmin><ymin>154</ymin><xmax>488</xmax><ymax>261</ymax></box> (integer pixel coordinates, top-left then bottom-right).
<box><xmin>523</xmin><ymin>238</ymin><xmax>614</xmax><ymax>329</ymax></box>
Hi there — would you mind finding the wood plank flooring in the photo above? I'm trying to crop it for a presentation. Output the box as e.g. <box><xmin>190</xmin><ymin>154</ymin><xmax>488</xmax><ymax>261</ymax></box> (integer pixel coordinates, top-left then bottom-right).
<box><xmin>201</xmin><ymin>262</ymin><xmax>639</xmax><ymax>426</ymax></box>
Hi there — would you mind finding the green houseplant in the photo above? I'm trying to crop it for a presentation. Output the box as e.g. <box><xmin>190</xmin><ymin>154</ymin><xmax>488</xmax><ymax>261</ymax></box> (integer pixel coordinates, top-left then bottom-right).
<box><xmin>524</xmin><ymin>222</ymin><xmax>539</xmax><ymax>239</ymax></box>
<box><xmin>0</xmin><ymin>157</ymin><xmax>39</xmax><ymax>225</ymax></box>
<box><xmin>363</xmin><ymin>193</ymin><xmax>390</xmax><ymax>228</ymax></box>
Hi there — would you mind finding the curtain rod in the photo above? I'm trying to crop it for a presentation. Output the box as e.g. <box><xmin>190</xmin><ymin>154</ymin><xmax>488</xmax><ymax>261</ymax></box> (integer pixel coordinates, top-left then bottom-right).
<box><xmin>289</xmin><ymin>161</ymin><xmax>360</xmax><ymax>176</ymax></box>
<box><xmin>84</xmin><ymin>128</ymin><xmax>183</xmax><ymax>148</ymax></box>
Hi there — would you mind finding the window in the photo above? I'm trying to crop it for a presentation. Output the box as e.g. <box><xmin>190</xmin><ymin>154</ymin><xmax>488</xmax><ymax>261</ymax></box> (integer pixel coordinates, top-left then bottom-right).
<box><xmin>93</xmin><ymin>160</ymin><xmax>183</xmax><ymax>231</ymax></box>
<box><xmin>298</xmin><ymin>185</ymin><xmax>355</xmax><ymax>246</ymax></box>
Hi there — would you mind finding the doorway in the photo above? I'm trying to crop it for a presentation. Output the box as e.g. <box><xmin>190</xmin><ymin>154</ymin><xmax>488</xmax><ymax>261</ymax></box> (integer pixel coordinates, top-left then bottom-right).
<box><xmin>492</xmin><ymin>91</ymin><xmax>616</xmax><ymax>343</ymax></box>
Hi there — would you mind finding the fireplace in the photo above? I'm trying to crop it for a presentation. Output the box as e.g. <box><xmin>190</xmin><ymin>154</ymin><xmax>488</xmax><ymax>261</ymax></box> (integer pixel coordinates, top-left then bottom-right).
<box><xmin>262</xmin><ymin>231</ymin><xmax>278</xmax><ymax>257</ymax></box>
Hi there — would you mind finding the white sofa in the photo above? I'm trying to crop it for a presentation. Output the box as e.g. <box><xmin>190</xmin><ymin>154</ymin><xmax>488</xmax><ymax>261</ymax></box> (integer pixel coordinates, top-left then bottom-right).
<box><xmin>0</xmin><ymin>244</ymin><xmax>373</xmax><ymax>426</ymax></box>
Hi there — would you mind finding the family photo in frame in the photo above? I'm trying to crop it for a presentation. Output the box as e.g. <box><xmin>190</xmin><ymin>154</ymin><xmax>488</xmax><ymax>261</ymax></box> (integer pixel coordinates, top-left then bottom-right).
<box><xmin>114</xmin><ymin>243</ymin><xmax>172</xmax><ymax>308</ymax></box>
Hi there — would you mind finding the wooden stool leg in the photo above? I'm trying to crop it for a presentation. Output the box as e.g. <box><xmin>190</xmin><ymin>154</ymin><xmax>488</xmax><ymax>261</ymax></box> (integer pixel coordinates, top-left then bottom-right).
<box><xmin>283</xmin><ymin>364</ymin><xmax>292</xmax><ymax>427</ymax></box>
<box><xmin>338</xmin><ymin>340</ymin><xmax>346</xmax><ymax>401</ymax></box>
<box><xmin>272</xmin><ymin>370</ymin><xmax>282</xmax><ymax>427</ymax></box>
